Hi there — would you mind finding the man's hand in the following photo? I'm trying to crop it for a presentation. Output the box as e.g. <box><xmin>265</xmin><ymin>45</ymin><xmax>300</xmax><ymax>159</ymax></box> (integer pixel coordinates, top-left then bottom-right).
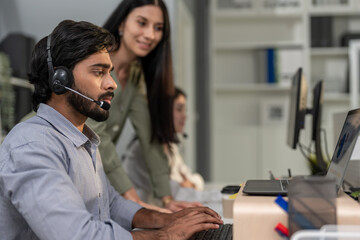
<box><xmin>131</xmin><ymin>207</ymin><xmax>223</xmax><ymax>240</ymax></box>
<box><xmin>159</xmin><ymin>207</ymin><xmax>223</xmax><ymax>240</ymax></box>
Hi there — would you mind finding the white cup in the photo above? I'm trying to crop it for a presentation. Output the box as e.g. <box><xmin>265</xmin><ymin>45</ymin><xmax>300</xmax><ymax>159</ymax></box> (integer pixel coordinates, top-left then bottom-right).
<box><xmin>222</xmin><ymin>193</ymin><xmax>235</xmax><ymax>218</ymax></box>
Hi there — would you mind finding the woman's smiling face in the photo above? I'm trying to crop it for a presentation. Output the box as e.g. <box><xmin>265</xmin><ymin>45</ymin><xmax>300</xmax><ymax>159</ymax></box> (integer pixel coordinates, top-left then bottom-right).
<box><xmin>119</xmin><ymin>5</ymin><xmax>164</xmax><ymax>58</ymax></box>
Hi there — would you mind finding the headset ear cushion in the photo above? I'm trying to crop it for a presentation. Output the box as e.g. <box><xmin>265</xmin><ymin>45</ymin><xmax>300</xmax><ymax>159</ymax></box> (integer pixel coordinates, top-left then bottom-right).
<box><xmin>51</xmin><ymin>66</ymin><xmax>74</xmax><ymax>95</ymax></box>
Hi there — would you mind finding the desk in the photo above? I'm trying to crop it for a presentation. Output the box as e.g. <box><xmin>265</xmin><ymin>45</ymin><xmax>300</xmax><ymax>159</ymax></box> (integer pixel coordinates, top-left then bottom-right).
<box><xmin>233</xmin><ymin>186</ymin><xmax>360</xmax><ymax>239</ymax></box>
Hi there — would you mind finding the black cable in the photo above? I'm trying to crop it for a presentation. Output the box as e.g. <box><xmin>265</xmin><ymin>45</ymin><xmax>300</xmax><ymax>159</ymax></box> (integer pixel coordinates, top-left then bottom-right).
<box><xmin>298</xmin><ymin>142</ymin><xmax>312</xmax><ymax>163</ymax></box>
<box><xmin>308</xmin><ymin>139</ymin><xmax>313</xmax><ymax>153</ymax></box>
<box><xmin>299</xmin><ymin>142</ymin><xmax>313</xmax><ymax>156</ymax></box>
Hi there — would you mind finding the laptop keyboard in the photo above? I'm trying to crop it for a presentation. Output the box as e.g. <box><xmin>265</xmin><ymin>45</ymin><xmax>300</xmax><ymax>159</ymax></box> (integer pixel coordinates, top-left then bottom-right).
<box><xmin>189</xmin><ymin>223</ymin><xmax>233</xmax><ymax>240</ymax></box>
<box><xmin>280</xmin><ymin>179</ymin><xmax>289</xmax><ymax>191</ymax></box>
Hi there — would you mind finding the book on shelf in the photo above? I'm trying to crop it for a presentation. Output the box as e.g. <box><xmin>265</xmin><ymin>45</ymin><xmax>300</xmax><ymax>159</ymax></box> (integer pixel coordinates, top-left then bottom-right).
<box><xmin>217</xmin><ymin>0</ymin><xmax>252</xmax><ymax>9</ymax></box>
<box><xmin>312</xmin><ymin>0</ymin><xmax>349</xmax><ymax>6</ymax></box>
<box><xmin>311</xmin><ymin>16</ymin><xmax>333</xmax><ymax>48</ymax></box>
<box><xmin>257</xmin><ymin>48</ymin><xmax>277</xmax><ymax>84</ymax></box>
<box><xmin>257</xmin><ymin>48</ymin><xmax>302</xmax><ymax>86</ymax></box>
<box><xmin>262</xmin><ymin>0</ymin><xmax>300</xmax><ymax>9</ymax></box>
<box><xmin>266</xmin><ymin>48</ymin><xmax>277</xmax><ymax>84</ymax></box>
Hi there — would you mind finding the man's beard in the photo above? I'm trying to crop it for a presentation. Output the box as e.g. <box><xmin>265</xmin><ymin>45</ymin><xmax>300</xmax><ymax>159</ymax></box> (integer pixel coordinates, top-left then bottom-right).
<box><xmin>67</xmin><ymin>87</ymin><xmax>110</xmax><ymax>122</ymax></box>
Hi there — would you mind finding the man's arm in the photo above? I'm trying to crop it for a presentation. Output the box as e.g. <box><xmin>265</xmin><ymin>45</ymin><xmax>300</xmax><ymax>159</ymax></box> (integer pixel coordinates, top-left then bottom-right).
<box><xmin>0</xmin><ymin>141</ymin><xmax>136</xmax><ymax>240</ymax></box>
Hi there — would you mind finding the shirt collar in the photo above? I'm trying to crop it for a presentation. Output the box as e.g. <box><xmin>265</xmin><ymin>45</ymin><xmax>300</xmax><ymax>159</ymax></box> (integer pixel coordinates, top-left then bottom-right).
<box><xmin>36</xmin><ymin>103</ymin><xmax>100</xmax><ymax>148</ymax></box>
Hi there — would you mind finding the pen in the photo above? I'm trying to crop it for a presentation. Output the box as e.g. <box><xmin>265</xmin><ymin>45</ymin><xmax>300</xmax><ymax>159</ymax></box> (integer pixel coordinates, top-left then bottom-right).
<box><xmin>275</xmin><ymin>195</ymin><xmax>288</xmax><ymax>212</ymax></box>
<box><xmin>274</xmin><ymin>222</ymin><xmax>289</xmax><ymax>240</ymax></box>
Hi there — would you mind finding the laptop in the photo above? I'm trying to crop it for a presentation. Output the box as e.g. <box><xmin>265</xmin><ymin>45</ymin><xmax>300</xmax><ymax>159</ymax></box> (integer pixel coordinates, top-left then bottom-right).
<box><xmin>243</xmin><ymin>108</ymin><xmax>360</xmax><ymax>196</ymax></box>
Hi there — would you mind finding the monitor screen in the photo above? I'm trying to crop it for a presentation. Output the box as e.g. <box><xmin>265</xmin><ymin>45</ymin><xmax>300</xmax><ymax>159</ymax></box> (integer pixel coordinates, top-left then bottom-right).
<box><xmin>287</xmin><ymin>68</ymin><xmax>308</xmax><ymax>149</ymax></box>
<box><xmin>326</xmin><ymin>108</ymin><xmax>360</xmax><ymax>192</ymax></box>
<box><xmin>311</xmin><ymin>80</ymin><xmax>327</xmax><ymax>173</ymax></box>
<box><xmin>311</xmin><ymin>80</ymin><xmax>323</xmax><ymax>142</ymax></box>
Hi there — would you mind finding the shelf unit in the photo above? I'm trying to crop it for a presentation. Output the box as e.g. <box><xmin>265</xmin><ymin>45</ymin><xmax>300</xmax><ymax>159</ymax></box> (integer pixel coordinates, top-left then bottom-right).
<box><xmin>10</xmin><ymin>77</ymin><xmax>33</xmax><ymax>90</ymax></box>
<box><xmin>209</xmin><ymin>0</ymin><xmax>360</xmax><ymax>183</ymax></box>
<box><xmin>0</xmin><ymin>77</ymin><xmax>32</xmax><ymax>142</ymax></box>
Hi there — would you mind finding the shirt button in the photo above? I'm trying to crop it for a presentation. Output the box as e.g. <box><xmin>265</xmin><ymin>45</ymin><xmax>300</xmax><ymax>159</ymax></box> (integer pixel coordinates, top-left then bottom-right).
<box><xmin>112</xmin><ymin>125</ymin><xmax>119</xmax><ymax>132</ymax></box>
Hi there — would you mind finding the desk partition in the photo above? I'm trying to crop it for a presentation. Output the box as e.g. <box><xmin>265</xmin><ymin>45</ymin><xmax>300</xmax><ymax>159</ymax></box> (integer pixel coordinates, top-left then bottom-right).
<box><xmin>233</xmin><ymin>186</ymin><xmax>360</xmax><ymax>239</ymax></box>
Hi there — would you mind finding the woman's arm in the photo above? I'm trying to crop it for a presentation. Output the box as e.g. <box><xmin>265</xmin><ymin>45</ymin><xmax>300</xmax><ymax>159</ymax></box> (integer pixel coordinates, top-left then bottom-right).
<box><xmin>123</xmin><ymin>188</ymin><xmax>171</xmax><ymax>213</ymax></box>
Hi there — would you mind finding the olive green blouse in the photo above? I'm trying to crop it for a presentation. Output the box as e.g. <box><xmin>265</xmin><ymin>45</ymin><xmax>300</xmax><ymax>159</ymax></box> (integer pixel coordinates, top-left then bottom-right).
<box><xmin>86</xmin><ymin>62</ymin><xmax>171</xmax><ymax>198</ymax></box>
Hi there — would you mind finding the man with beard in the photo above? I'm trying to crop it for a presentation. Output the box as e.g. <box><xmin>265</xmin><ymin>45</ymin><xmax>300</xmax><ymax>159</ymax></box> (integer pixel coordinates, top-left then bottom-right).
<box><xmin>0</xmin><ymin>20</ymin><xmax>222</xmax><ymax>240</ymax></box>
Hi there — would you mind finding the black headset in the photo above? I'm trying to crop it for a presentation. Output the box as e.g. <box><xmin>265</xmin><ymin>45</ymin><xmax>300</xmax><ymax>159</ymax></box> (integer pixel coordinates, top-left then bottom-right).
<box><xmin>46</xmin><ymin>34</ymin><xmax>74</xmax><ymax>95</ymax></box>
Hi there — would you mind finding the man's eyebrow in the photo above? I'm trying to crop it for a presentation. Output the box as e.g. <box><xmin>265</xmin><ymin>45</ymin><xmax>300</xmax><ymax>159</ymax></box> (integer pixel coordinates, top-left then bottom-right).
<box><xmin>90</xmin><ymin>63</ymin><xmax>113</xmax><ymax>70</ymax></box>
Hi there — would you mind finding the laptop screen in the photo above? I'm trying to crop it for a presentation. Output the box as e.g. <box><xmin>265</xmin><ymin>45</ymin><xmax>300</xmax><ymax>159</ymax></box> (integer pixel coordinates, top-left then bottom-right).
<box><xmin>326</xmin><ymin>108</ymin><xmax>360</xmax><ymax>193</ymax></box>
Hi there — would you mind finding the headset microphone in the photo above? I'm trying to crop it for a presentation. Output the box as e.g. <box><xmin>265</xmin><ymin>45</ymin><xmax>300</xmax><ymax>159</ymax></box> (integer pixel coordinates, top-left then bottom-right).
<box><xmin>54</xmin><ymin>82</ymin><xmax>110</xmax><ymax>110</ymax></box>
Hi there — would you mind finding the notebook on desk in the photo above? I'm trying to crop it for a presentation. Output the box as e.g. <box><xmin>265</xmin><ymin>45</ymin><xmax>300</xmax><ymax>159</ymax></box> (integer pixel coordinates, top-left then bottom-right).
<box><xmin>243</xmin><ymin>108</ymin><xmax>360</xmax><ymax>196</ymax></box>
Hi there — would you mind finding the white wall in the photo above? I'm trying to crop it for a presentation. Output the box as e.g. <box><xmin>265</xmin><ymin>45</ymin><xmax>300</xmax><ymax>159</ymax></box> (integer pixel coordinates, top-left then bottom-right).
<box><xmin>0</xmin><ymin>0</ymin><xmax>198</xmax><ymax>169</ymax></box>
<box><xmin>173</xmin><ymin>0</ymin><xmax>196</xmax><ymax>171</ymax></box>
<box><xmin>0</xmin><ymin>0</ymin><xmax>176</xmax><ymax>43</ymax></box>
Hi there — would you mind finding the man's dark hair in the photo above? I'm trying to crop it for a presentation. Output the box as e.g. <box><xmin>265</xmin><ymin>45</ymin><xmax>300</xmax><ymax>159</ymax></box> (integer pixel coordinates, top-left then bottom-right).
<box><xmin>28</xmin><ymin>20</ymin><xmax>115</xmax><ymax>111</ymax></box>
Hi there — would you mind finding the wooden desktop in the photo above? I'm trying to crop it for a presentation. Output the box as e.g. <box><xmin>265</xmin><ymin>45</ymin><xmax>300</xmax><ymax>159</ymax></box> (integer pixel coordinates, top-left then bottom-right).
<box><xmin>233</xmin><ymin>186</ymin><xmax>360</xmax><ymax>239</ymax></box>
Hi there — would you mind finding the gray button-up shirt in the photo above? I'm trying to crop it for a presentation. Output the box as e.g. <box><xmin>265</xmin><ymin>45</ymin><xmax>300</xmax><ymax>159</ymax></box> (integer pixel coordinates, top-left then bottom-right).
<box><xmin>0</xmin><ymin>104</ymin><xmax>142</xmax><ymax>240</ymax></box>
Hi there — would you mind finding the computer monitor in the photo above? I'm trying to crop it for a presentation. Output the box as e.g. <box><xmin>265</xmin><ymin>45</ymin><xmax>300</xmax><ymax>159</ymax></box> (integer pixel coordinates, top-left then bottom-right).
<box><xmin>311</xmin><ymin>81</ymin><xmax>323</xmax><ymax>142</ymax></box>
<box><xmin>286</xmin><ymin>68</ymin><xmax>327</xmax><ymax>173</ymax></box>
<box><xmin>287</xmin><ymin>68</ymin><xmax>308</xmax><ymax>149</ymax></box>
<box><xmin>310</xmin><ymin>80</ymin><xmax>327</xmax><ymax>173</ymax></box>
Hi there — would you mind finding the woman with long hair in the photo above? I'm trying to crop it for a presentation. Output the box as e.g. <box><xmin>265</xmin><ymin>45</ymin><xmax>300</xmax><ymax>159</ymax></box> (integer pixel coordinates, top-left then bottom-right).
<box><xmin>87</xmin><ymin>0</ymin><xmax>201</xmax><ymax>212</ymax></box>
